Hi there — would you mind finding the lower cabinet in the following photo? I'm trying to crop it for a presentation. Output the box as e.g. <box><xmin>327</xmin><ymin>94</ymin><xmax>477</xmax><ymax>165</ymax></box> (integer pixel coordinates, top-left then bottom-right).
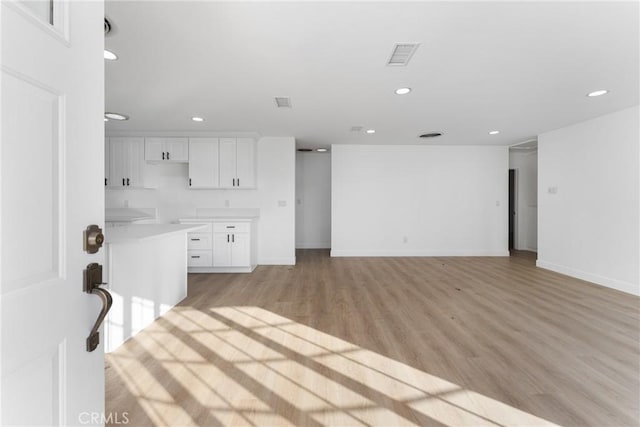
<box><xmin>181</xmin><ymin>219</ymin><xmax>257</xmax><ymax>273</ymax></box>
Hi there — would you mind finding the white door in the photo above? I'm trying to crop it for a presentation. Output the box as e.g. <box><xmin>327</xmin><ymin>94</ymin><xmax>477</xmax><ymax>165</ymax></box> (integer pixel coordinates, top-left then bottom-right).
<box><xmin>165</xmin><ymin>138</ymin><xmax>188</xmax><ymax>162</ymax></box>
<box><xmin>144</xmin><ymin>137</ymin><xmax>165</xmax><ymax>161</ymax></box>
<box><xmin>235</xmin><ymin>138</ymin><xmax>256</xmax><ymax>188</ymax></box>
<box><xmin>231</xmin><ymin>233</ymin><xmax>251</xmax><ymax>267</ymax></box>
<box><xmin>1</xmin><ymin>1</ymin><xmax>105</xmax><ymax>426</ymax></box>
<box><xmin>189</xmin><ymin>138</ymin><xmax>219</xmax><ymax>188</ymax></box>
<box><xmin>219</xmin><ymin>138</ymin><xmax>237</xmax><ymax>188</ymax></box>
<box><xmin>212</xmin><ymin>233</ymin><xmax>232</xmax><ymax>267</ymax></box>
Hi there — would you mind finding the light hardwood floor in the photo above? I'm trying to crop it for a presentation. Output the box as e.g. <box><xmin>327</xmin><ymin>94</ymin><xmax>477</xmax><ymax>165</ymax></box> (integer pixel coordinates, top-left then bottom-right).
<box><xmin>106</xmin><ymin>250</ymin><xmax>639</xmax><ymax>426</ymax></box>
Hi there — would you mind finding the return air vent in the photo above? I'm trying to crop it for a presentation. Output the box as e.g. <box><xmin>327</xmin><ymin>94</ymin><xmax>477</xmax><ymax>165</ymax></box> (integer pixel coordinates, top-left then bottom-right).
<box><xmin>350</xmin><ymin>126</ymin><xmax>363</xmax><ymax>132</ymax></box>
<box><xmin>274</xmin><ymin>97</ymin><xmax>292</xmax><ymax>108</ymax></box>
<box><xmin>387</xmin><ymin>43</ymin><xmax>420</xmax><ymax>66</ymax></box>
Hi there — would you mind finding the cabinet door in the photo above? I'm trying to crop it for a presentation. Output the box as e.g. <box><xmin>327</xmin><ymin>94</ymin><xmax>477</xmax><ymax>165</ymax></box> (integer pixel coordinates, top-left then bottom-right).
<box><xmin>144</xmin><ymin>137</ymin><xmax>165</xmax><ymax>161</ymax></box>
<box><xmin>235</xmin><ymin>138</ymin><xmax>256</xmax><ymax>188</ymax></box>
<box><xmin>105</xmin><ymin>137</ymin><xmax>110</xmax><ymax>187</ymax></box>
<box><xmin>230</xmin><ymin>233</ymin><xmax>251</xmax><ymax>267</ymax></box>
<box><xmin>108</xmin><ymin>137</ymin><xmax>128</xmax><ymax>188</ymax></box>
<box><xmin>189</xmin><ymin>138</ymin><xmax>219</xmax><ymax>188</ymax></box>
<box><xmin>165</xmin><ymin>138</ymin><xmax>189</xmax><ymax>162</ymax></box>
<box><xmin>219</xmin><ymin>138</ymin><xmax>237</xmax><ymax>188</ymax></box>
<box><xmin>126</xmin><ymin>138</ymin><xmax>145</xmax><ymax>187</ymax></box>
<box><xmin>212</xmin><ymin>233</ymin><xmax>232</xmax><ymax>266</ymax></box>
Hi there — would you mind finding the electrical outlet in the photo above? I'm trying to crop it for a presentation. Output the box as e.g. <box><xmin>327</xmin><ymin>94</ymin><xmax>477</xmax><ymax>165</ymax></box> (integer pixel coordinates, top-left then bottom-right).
<box><xmin>278</xmin><ymin>200</ymin><xmax>287</xmax><ymax>207</ymax></box>
<box><xmin>548</xmin><ymin>186</ymin><xmax>558</xmax><ymax>194</ymax></box>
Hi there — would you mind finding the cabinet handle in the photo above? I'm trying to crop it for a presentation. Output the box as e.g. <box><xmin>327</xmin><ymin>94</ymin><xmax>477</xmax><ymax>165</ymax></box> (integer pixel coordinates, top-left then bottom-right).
<box><xmin>122</xmin><ymin>178</ymin><xmax>125</xmax><ymax>186</ymax></box>
<box><xmin>162</xmin><ymin>152</ymin><xmax>165</xmax><ymax>160</ymax></box>
<box><xmin>226</xmin><ymin>226</ymin><xmax>235</xmax><ymax>229</ymax></box>
<box><xmin>237</xmin><ymin>178</ymin><xmax>240</xmax><ymax>187</ymax></box>
<box><xmin>126</xmin><ymin>178</ymin><xmax>130</xmax><ymax>186</ymax></box>
<box><xmin>189</xmin><ymin>178</ymin><xmax>192</xmax><ymax>186</ymax></box>
<box><xmin>191</xmin><ymin>238</ymin><xmax>200</xmax><ymax>241</ymax></box>
<box><xmin>105</xmin><ymin>178</ymin><xmax>107</xmax><ymax>186</ymax></box>
<box><xmin>232</xmin><ymin>178</ymin><xmax>235</xmax><ymax>186</ymax></box>
<box><xmin>167</xmin><ymin>152</ymin><xmax>170</xmax><ymax>160</ymax></box>
<box><xmin>191</xmin><ymin>256</ymin><xmax>200</xmax><ymax>259</ymax></box>
<box><xmin>227</xmin><ymin>234</ymin><xmax>229</xmax><ymax>243</ymax></box>
<box><xmin>232</xmin><ymin>234</ymin><xmax>234</xmax><ymax>243</ymax></box>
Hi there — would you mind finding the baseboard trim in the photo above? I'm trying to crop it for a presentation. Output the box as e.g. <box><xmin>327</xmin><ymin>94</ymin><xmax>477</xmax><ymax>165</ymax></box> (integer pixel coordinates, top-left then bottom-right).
<box><xmin>296</xmin><ymin>242</ymin><xmax>331</xmax><ymax>249</ymax></box>
<box><xmin>258</xmin><ymin>257</ymin><xmax>296</xmax><ymax>265</ymax></box>
<box><xmin>330</xmin><ymin>250</ymin><xmax>510</xmax><ymax>257</ymax></box>
<box><xmin>536</xmin><ymin>259</ymin><xmax>639</xmax><ymax>296</ymax></box>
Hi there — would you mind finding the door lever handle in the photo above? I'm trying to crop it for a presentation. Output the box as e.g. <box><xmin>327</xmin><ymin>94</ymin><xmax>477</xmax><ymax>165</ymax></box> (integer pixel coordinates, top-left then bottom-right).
<box><xmin>83</xmin><ymin>263</ymin><xmax>113</xmax><ymax>352</ymax></box>
<box><xmin>86</xmin><ymin>287</ymin><xmax>112</xmax><ymax>352</ymax></box>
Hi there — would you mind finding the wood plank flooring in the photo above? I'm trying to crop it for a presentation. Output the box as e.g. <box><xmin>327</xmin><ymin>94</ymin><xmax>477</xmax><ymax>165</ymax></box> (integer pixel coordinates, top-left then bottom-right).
<box><xmin>106</xmin><ymin>250</ymin><xmax>639</xmax><ymax>426</ymax></box>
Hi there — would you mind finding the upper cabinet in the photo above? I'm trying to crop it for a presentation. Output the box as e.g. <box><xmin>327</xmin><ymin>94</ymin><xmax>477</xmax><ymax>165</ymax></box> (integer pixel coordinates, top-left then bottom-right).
<box><xmin>188</xmin><ymin>137</ymin><xmax>256</xmax><ymax>189</ymax></box>
<box><xmin>188</xmin><ymin>138</ymin><xmax>220</xmax><ymax>188</ymax></box>
<box><xmin>106</xmin><ymin>137</ymin><xmax>148</xmax><ymax>188</ymax></box>
<box><xmin>219</xmin><ymin>138</ymin><xmax>256</xmax><ymax>189</ymax></box>
<box><xmin>145</xmin><ymin>137</ymin><xmax>188</xmax><ymax>162</ymax></box>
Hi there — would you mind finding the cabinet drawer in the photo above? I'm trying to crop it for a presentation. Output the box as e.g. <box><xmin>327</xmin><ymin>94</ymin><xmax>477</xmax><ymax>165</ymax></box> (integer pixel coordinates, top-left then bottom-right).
<box><xmin>187</xmin><ymin>250</ymin><xmax>212</xmax><ymax>267</ymax></box>
<box><xmin>213</xmin><ymin>222</ymin><xmax>250</xmax><ymax>233</ymax></box>
<box><xmin>187</xmin><ymin>233</ymin><xmax>212</xmax><ymax>250</ymax></box>
<box><xmin>182</xmin><ymin>222</ymin><xmax>212</xmax><ymax>233</ymax></box>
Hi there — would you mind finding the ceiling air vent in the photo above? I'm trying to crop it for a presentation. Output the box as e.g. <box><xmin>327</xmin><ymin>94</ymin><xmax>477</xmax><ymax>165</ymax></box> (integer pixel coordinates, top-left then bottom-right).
<box><xmin>387</xmin><ymin>43</ymin><xmax>420</xmax><ymax>66</ymax></box>
<box><xmin>274</xmin><ymin>97</ymin><xmax>292</xmax><ymax>108</ymax></box>
<box><xmin>350</xmin><ymin>126</ymin><xmax>363</xmax><ymax>132</ymax></box>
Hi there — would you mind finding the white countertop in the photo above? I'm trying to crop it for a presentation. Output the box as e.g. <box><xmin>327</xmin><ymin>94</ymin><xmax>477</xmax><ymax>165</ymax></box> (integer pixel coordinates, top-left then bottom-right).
<box><xmin>105</xmin><ymin>208</ymin><xmax>156</xmax><ymax>223</ymax></box>
<box><xmin>105</xmin><ymin>224</ymin><xmax>207</xmax><ymax>244</ymax></box>
<box><xmin>179</xmin><ymin>216</ymin><xmax>258</xmax><ymax>222</ymax></box>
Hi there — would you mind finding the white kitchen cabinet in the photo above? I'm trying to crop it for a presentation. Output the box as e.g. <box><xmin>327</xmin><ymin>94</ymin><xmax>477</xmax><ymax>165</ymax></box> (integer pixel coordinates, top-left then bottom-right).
<box><xmin>219</xmin><ymin>138</ymin><xmax>256</xmax><ymax>189</ymax></box>
<box><xmin>188</xmin><ymin>138</ymin><xmax>220</xmax><ymax>188</ymax></box>
<box><xmin>107</xmin><ymin>137</ymin><xmax>147</xmax><ymax>188</ymax></box>
<box><xmin>180</xmin><ymin>218</ymin><xmax>257</xmax><ymax>272</ymax></box>
<box><xmin>145</xmin><ymin>137</ymin><xmax>188</xmax><ymax>162</ymax></box>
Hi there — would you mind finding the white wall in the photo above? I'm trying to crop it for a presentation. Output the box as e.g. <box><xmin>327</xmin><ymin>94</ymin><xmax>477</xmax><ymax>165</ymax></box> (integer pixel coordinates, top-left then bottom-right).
<box><xmin>537</xmin><ymin>106</ymin><xmax>639</xmax><ymax>295</ymax></box>
<box><xmin>296</xmin><ymin>152</ymin><xmax>331</xmax><ymax>248</ymax></box>
<box><xmin>331</xmin><ymin>145</ymin><xmax>509</xmax><ymax>256</ymax></box>
<box><xmin>509</xmin><ymin>150</ymin><xmax>538</xmax><ymax>251</ymax></box>
<box><xmin>105</xmin><ymin>136</ymin><xmax>296</xmax><ymax>265</ymax></box>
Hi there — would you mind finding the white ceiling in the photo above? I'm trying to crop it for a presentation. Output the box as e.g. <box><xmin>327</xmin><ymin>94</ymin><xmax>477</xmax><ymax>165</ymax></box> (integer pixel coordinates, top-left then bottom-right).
<box><xmin>105</xmin><ymin>1</ymin><xmax>639</xmax><ymax>149</ymax></box>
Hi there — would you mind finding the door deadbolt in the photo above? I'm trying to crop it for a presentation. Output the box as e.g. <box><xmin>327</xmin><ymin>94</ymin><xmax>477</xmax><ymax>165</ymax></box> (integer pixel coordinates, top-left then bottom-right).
<box><xmin>83</xmin><ymin>225</ymin><xmax>104</xmax><ymax>254</ymax></box>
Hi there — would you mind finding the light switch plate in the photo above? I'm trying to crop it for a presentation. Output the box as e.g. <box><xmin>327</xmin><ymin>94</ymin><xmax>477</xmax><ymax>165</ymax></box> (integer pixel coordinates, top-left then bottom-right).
<box><xmin>278</xmin><ymin>200</ymin><xmax>287</xmax><ymax>207</ymax></box>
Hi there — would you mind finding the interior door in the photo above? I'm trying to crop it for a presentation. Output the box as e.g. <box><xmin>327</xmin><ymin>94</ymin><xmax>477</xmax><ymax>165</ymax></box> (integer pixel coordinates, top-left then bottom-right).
<box><xmin>1</xmin><ymin>1</ymin><xmax>105</xmax><ymax>425</ymax></box>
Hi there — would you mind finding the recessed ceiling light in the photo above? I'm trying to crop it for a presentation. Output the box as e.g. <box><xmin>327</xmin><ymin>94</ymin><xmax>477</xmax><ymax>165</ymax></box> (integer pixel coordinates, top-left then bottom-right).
<box><xmin>316</xmin><ymin>148</ymin><xmax>328</xmax><ymax>152</ymax></box>
<box><xmin>419</xmin><ymin>132</ymin><xmax>442</xmax><ymax>138</ymax></box>
<box><xmin>489</xmin><ymin>130</ymin><xmax>500</xmax><ymax>135</ymax></box>
<box><xmin>395</xmin><ymin>87</ymin><xmax>411</xmax><ymax>95</ymax></box>
<box><xmin>191</xmin><ymin>116</ymin><xmax>204</xmax><ymax>122</ymax></box>
<box><xmin>104</xmin><ymin>112</ymin><xmax>128</xmax><ymax>121</ymax></box>
<box><xmin>587</xmin><ymin>89</ymin><xmax>609</xmax><ymax>97</ymax></box>
<box><xmin>366</xmin><ymin>129</ymin><xmax>376</xmax><ymax>134</ymax></box>
<box><xmin>104</xmin><ymin>49</ymin><xmax>118</xmax><ymax>60</ymax></box>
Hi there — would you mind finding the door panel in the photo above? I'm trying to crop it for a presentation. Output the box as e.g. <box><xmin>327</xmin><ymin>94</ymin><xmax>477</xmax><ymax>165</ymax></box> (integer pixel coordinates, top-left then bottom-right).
<box><xmin>165</xmin><ymin>138</ymin><xmax>188</xmax><ymax>162</ymax></box>
<box><xmin>236</xmin><ymin>138</ymin><xmax>255</xmax><ymax>188</ymax></box>
<box><xmin>189</xmin><ymin>138</ymin><xmax>219</xmax><ymax>188</ymax></box>
<box><xmin>219</xmin><ymin>138</ymin><xmax>237</xmax><ymax>188</ymax></box>
<box><xmin>212</xmin><ymin>233</ymin><xmax>231</xmax><ymax>266</ymax></box>
<box><xmin>144</xmin><ymin>137</ymin><xmax>164</xmax><ymax>161</ymax></box>
<box><xmin>231</xmin><ymin>233</ymin><xmax>251</xmax><ymax>267</ymax></box>
<box><xmin>109</xmin><ymin>138</ymin><xmax>127</xmax><ymax>188</ymax></box>
<box><xmin>1</xmin><ymin>1</ymin><xmax>104</xmax><ymax>425</ymax></box>
<box><xmin>127</xmin><ymin>137</ymin><xmax>145</xmax><ymax>187</ymax></box>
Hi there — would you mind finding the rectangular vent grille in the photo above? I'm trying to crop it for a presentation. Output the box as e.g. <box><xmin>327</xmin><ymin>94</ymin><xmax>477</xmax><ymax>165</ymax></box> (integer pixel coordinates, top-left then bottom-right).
<box><xmin>387</xmin><ymin>43</ymin><xmax>419</xmax><ymax>66</ymax></box>
<box><xmin>350</xmin><ymin>126</ymin><xmax>363</xmax><ymax>132</ymax></box>
<box><xmin>274</xmin><ymin>97</ymin><xmax>292</xmax><ymax>108</ymax></box>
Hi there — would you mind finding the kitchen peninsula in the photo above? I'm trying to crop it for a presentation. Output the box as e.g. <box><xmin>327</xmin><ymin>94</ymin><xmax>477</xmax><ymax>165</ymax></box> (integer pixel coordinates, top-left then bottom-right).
<box><xmin>103</xmin><ymin>223</ymin><xmax>205</xmax><ymax>352</ymax></box>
